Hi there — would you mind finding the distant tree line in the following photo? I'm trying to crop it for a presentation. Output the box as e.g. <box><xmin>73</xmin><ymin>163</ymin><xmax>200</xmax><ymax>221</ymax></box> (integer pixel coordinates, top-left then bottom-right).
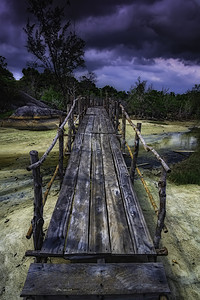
<box><xmin>0</xmin><ymin>56</ymin><xmax>19</xmax><ymax>111</ymax></box>
<box><xmin>126</xmin><ymin>77</ymin><xmax>200</xmax><ymax>120</ymax></box>
<box><xmin>1</xmin><ymin>55</ymin><xmax>200</xmax><ymax>120</ymax></box>
<box><xmin>1</xmin><ymin>0</ymin><xmax>200</xmax><ymax>119</ymax></box>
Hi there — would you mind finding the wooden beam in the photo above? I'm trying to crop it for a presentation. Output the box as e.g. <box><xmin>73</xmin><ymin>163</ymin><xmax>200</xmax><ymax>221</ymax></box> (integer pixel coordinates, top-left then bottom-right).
<box><xmin>29</xmin><ymin>150</ymin><xmax>44</xmax><ymax>252</ymax></box>
<box><xmin>154</xmin><ymin>167</ymin><xmax>167</xmax><ymax>249</ymax></box>
<box><xmin>21</xmin><ymin>262</ymin><xmax>170</xmax><ymax>298</ymax></box>
<box><xmin>130</xmin><ymin>123</ymin><xmax>141</xmax><ymax>184</ymax></box>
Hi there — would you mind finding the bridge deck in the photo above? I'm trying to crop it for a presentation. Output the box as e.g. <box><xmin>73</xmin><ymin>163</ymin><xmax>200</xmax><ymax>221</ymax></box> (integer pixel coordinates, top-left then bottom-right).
<box><xmin>40</xmin><ymin>107</ymin><xmax>156</xmax><ymax>260</ymax></box>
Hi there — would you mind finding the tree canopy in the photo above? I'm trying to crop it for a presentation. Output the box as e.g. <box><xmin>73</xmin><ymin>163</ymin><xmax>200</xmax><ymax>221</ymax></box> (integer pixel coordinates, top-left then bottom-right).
<box><xmin>24</xmin><ymin>0</ymin><xmax>85</xmax><ymax>107</ymax></box>
<box><xmin>0</xmin><ymin>56</ymin><xmax>17</xmax><ymax>111</ymax></box>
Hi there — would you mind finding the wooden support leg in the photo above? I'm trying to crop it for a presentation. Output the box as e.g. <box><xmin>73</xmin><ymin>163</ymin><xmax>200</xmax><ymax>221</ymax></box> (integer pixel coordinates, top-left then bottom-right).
<box><xmin>115</xmin><ymin>101</ymin><xmax>120</xmax><ymax>133</ymax></box>
<box><xmin>121</xmin><ymin>109</ymin><xmax>126</xmax><ymax>153</ymax></box>
<box><xmin>67</xmin><ymin>113</ymin><xmax>73</xmax><ymax>153</ymax></box>
<box><xmin>29</xmin><ymin>151</ymin><xmax>44</xmax><ymax>253</ymax></box>
<box><xmin>154</xmin><ymin>167</ymin><xmax>167</xmax><ymax>249</ymax></box>
<box><xmin>59</xmin><ymin>127</ymin><xmax>64</xmax><ymax>187</ymax></box>
<box><xmin>130</xmin><ymin>123</ymin><xmax>141</xmax><ymax>184</ymax></box>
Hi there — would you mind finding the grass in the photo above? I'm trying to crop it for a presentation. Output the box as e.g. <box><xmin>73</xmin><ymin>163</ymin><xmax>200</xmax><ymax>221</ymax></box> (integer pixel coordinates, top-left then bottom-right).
<box><xmin>169</xmin><ymin>128</ymin><xmax>200</xmax><ymax>185</ymax></box>
<box><xmin>0</xmin><ymin>110</ymin><xmax>14</xmax><ymax>119</ymax></box>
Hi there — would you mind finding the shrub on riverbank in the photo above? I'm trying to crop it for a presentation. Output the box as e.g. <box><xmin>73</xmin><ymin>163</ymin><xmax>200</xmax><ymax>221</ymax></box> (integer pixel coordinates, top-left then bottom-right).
<box><xmin>169</xmin><ymin>128</ymin><xmax>200</xmax><ymax>185</ymax></box>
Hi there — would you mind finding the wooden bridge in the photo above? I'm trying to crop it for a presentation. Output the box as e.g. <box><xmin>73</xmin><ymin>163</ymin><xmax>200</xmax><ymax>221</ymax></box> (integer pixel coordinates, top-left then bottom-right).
<box><xmin>21</xmin><ymin>98</ymin><xmax>170</xmax><ymax>299</ymax></box>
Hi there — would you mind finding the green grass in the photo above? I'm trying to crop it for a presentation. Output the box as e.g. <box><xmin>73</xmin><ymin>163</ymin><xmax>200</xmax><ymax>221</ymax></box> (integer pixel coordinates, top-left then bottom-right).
<box><xmin>169</xmin><ymin>128</ymin><xmax>200</xmax><ymax>185</ymax></box>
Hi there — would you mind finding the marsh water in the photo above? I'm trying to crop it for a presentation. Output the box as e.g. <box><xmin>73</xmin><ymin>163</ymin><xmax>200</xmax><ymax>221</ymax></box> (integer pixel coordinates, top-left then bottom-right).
<box><xmin>126</xmin><ymin>121</ymin><xmax>199</xmax><ymax>167</ymax></box>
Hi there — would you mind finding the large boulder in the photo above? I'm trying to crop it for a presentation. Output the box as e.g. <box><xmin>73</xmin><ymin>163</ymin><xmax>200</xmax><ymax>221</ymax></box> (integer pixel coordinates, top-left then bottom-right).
<box><xmin>12</xmin><ymin>105</ymin><xmax>62</xmax><ymax>118</ymax></box>
<box><xmin>1</xmin><ymin>91</ymin><xmax>65</xmax><ymax>130</ymax></box>
<box><xmin>11</xmin><ymin>91</ymin><xmax>51</xmax><ymax>109</ymax></box>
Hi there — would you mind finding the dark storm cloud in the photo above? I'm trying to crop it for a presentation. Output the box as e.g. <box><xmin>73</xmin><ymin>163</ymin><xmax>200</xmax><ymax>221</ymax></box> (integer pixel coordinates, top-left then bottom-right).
<box><xmin>1</xmin><ymin>0</ymin><xmax>200</xmax><ymax>91</ymax></box>
<box><xmin>70</xmin><ymin>0</ymin><xmax>159</xmax><ymax>20</ymax></box>
<box><xmin>0</xmin><ymin>0</ymin><xmax>28</xmax><ymax>76</ymax></box>
<box><xmin>72</xmin><ymin>0</ymin><xmax>200</xmax><ymax>63</ymax></box>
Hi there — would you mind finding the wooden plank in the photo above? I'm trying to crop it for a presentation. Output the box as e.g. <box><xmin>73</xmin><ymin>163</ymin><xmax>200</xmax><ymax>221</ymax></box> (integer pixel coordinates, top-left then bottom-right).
<box><xmin>103</xmin><ymin>112</ymin><xmax>115</xmax><ymax>134</ymax></box>
<box><xmin>92</xmin><ymin>114</ymin><xmax>100</xmax><ymax>133</ymax></box>
<box><xmin>101</xmin><ymin>133</ymin><xmax>134</xmax><ymax>254</ymax></box>
<box><xmin>85</xmin><ymin>114</ymin><xmax>94</xmax><ymax>133</ymax></box>
<box><xmin>77</xmin><ymin>114</ymin><xmax>90</xmax><ymax>134</ymax></box>
<box><xmin>65</xmin><ymin>132</ymin><xmax>92</xmax><ymax>254</ymax></box>
<box><xmin>89</xmin><ymin>133</ymin><xmax>111</xmax><ymax>253</ymax></box>
<box><xmin>21</xmin><ymin>262</ymin><xmax>170</xmax><ymax>297</ymax></box>
<box><xmin>109</xmin><ymin>134</ymin><xmax>156</xmax><ymax>255</ymax></box>
<box><xmin>40</xmin><ymin>133</ymin><xmax>84</xmax><ymax>255</ymax></box>
<box><xmin>99</xmin><ymin>112</ymin><xmax>112</xmax><ymax>134</ymax></box>
<box><xmin>40</xmin><ymin>117</ymin><xmax>89</xmax><ymax>255</ymax></box>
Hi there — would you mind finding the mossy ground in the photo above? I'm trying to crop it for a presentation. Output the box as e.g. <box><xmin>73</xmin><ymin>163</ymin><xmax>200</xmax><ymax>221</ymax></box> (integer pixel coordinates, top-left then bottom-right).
<box><xmin>0</xmin><ymin>120</ymin><xmax>200</xmax><ymax>299</ymax></box>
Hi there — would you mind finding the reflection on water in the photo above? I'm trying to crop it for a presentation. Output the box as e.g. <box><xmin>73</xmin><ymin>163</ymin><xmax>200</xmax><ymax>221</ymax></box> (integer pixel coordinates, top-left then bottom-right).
<box><xmin>127</xmin><ymin>131</ymin><xmax>197</xmax><ymax>150</ymax></box>
<box><xmin>146</xmin><ymin>132</ymin><xmax>197</xmax><ymax>150</ymax></box>
<box><xmin>126</xmin><ymin>130</ymin><xmax>198</xmax><ymax>167</ymax></box>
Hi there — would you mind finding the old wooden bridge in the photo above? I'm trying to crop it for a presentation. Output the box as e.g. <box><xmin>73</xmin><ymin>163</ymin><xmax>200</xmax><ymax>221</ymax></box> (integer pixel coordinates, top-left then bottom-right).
<box><xmin>21</xmin><ymin>97</ymin><xmax>171</xmax><ymax>299</ymax></box>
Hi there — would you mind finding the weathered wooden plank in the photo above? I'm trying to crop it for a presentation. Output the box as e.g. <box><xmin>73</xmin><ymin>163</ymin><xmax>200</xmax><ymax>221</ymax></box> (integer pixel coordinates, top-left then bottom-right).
<box><xmin>85</xmin><ymin>114</ymin><xmax>95</xmax><ymax>133</ymax></box>
<box><xmin>21</xmin><ymin>262</ymin><xmax>170</xmax><ymax>297</ymax></box>
<box><xmin>99</xmin><ymin>112</ymin><xmax>112</xmax><ymax>134</ymax></box>
<box><xmin>40</xmin><ymin>117</ymin><xmax>89</xmax><ymax>255</ymax></box>
<box><xmin>89</xmin><ymin>133</ymin><xmax>111</xmax><ymax>253</ymax></box>
<box><xmin>109</xmin><ymin>134</ymin><xmax>156</xmax><ymax>255</ymax></box>
<box><xmin>65</xmin><ymin>133</ymin><xmax>92</xmax><ymax>254</ymax></box>
<box><xmin>103</xmin><ymin>111</ymin><xmax>116</xmax><ymax>134</ymax></box>
<box><xmin>92</xmin><ymin>113</ymin><xmax>100</xmax><ymax>133</ymax></box>
<box><xmin>101</xmin><ymin>133</ymin><xmax>134</xmax><ymax>254</ymax></box>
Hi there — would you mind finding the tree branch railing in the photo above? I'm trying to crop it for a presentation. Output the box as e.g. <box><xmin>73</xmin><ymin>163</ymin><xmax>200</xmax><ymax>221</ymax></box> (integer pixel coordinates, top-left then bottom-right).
<box><xmin>26</xmin><ymin>96</ymin><xmax>87</xmax><ymax>251</ymax></box>
<box><xmin>109</xmin><ymin>100</ymin><xmax>170</xmax><ymax>251</ymax></box>
<box><xmin>27</xmin><ymin>97</ymin><xmax>81</xmax><ymax>171</ymax></box>
<box><xmin>119</xmin><ymin>104</ymin><xmax>171</xmax><ymax>173</ymax></box>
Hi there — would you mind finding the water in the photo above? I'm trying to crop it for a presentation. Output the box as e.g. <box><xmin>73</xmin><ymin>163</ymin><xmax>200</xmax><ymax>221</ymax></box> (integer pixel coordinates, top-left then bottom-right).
<box><xmin>126</xmin><ymin>130</ymin><xmax>198</xmax><ymax>168</ymax></box>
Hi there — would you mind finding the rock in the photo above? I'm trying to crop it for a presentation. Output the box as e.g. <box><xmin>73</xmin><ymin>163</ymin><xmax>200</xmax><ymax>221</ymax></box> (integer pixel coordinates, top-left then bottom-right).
<box><xmin>12</xmin><ymin>105</ymin><xmax>62</xmax><ymax>118</ymax></box>
<box><xmin>11</xmin><ymin>91</ymin><xmax>52</xmax><ymax>109</ymax></box>
<box><xmin>1</xmin><ymin>91</ymin><xmax>65</xmax><ymax>130</ymax></box>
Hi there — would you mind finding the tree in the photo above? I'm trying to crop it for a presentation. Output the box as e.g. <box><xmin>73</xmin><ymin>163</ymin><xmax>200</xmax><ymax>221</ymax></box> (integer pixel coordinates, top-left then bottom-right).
<box><xmin>78</xmin><ymin>72</ymin><xmax>98</xmax><ymax>96</ymax></box>
<box><xmin>19</xmin><ymin>67</ymin><xmax>41</xmax><ymax>98</ymax></box>
<box><xmin>24</xmin><ymin>0</ymin><xmax>85</xmax><ymax>108</ymax></box>
<box><xmin>101</xmin><ymin>85</ymin><xmax>118</xmax><ymax>98</ymax></box>
<box><xmin>0</xmin><ymin>56</ymin><xmax>17</xmax><ymax>111</ymax></box>
<box><xmin>185</xmin><ymin>84</ymin><xmax>200</xmax><ymax>119</ymax></box>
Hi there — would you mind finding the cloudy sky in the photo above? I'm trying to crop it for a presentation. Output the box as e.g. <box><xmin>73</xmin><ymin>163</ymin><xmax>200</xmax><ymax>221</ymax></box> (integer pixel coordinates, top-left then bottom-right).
<box><xmin>1</xmin><ymin>0</ymin><xmax>200</xmax><ymax>93</ymax></box>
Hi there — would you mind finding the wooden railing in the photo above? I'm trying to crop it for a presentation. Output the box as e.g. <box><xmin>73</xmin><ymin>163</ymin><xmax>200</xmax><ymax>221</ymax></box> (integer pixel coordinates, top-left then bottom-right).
<box><xmin>26</xmin><ymin>96</ymin><xmax>89</xmax><ymax>254</ymax></box>
<box><xmin>105</xmin><ymin>98</ymin><xmax>170</xmax><ymax>251</ymax></box>
<box><xmin>27</xmin><ymin>95</ymin><xmax>170</xmax><ymax>255</ymax></box>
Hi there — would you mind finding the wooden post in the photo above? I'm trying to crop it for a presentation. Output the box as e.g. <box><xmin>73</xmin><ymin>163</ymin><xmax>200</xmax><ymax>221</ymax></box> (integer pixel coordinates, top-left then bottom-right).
<box><xmin>67</xmin><ymin>103</ymin><xmax>73</xmax><ymax>153</ymax></box>
<box><xmin>59</xmin><ymin>116</ymin><xmax>64</xmax><ymax>187</ymax></box>
<box><xmin>78</xmin><ymin>97</ymin><xmax>82</xmax><ymax>123</ymax></box>
<box><xmin>154</xmin><ymin>167</ymin><xmax>167</xmax><ymax>249</ymax></box>
<box><xmin>30</xmin><ymin>150</ymin><xmax>44</xmax><ymax>252</ymax></box>
<box><xmin>121</xmin><ymin>108</ymin><xmax>126</xmax><ymax>153</ymax></box>
<box><xmin>109</xmin><ymin>99</ymin><xmax>115</xmax><ymax>128</ymax></box>
<box><xmin>115</xmin><ymin>101</ymin><xmax>120</xmax><ymax>133</ymax></box>
<box><xmin>130</xmin><ymin>123</ymin><xmax>141</xmax><ymax>184</ymax></box>
<box><xmin>105</xmin><ymin>92</ymin><xmax>109</xmax><ymax>112</ymax></box>
<box><xmin>103</xmin><ymin>97</ymin><xmax>106</xmax><ymax>109</ymax></box>
<box><xmin>70</xmin><ymin>97</ymin><xmax>76</xmax><ymax>137</ymax></box>
<box><xmin>85</xmin><ymin>96</ymin><xmax>89</xmax><ymax>112</ymax></box>
<box><xmin>84</xmin><ymin>97</ymin><xmax>87</xmax><ymax>115</ymax></box>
